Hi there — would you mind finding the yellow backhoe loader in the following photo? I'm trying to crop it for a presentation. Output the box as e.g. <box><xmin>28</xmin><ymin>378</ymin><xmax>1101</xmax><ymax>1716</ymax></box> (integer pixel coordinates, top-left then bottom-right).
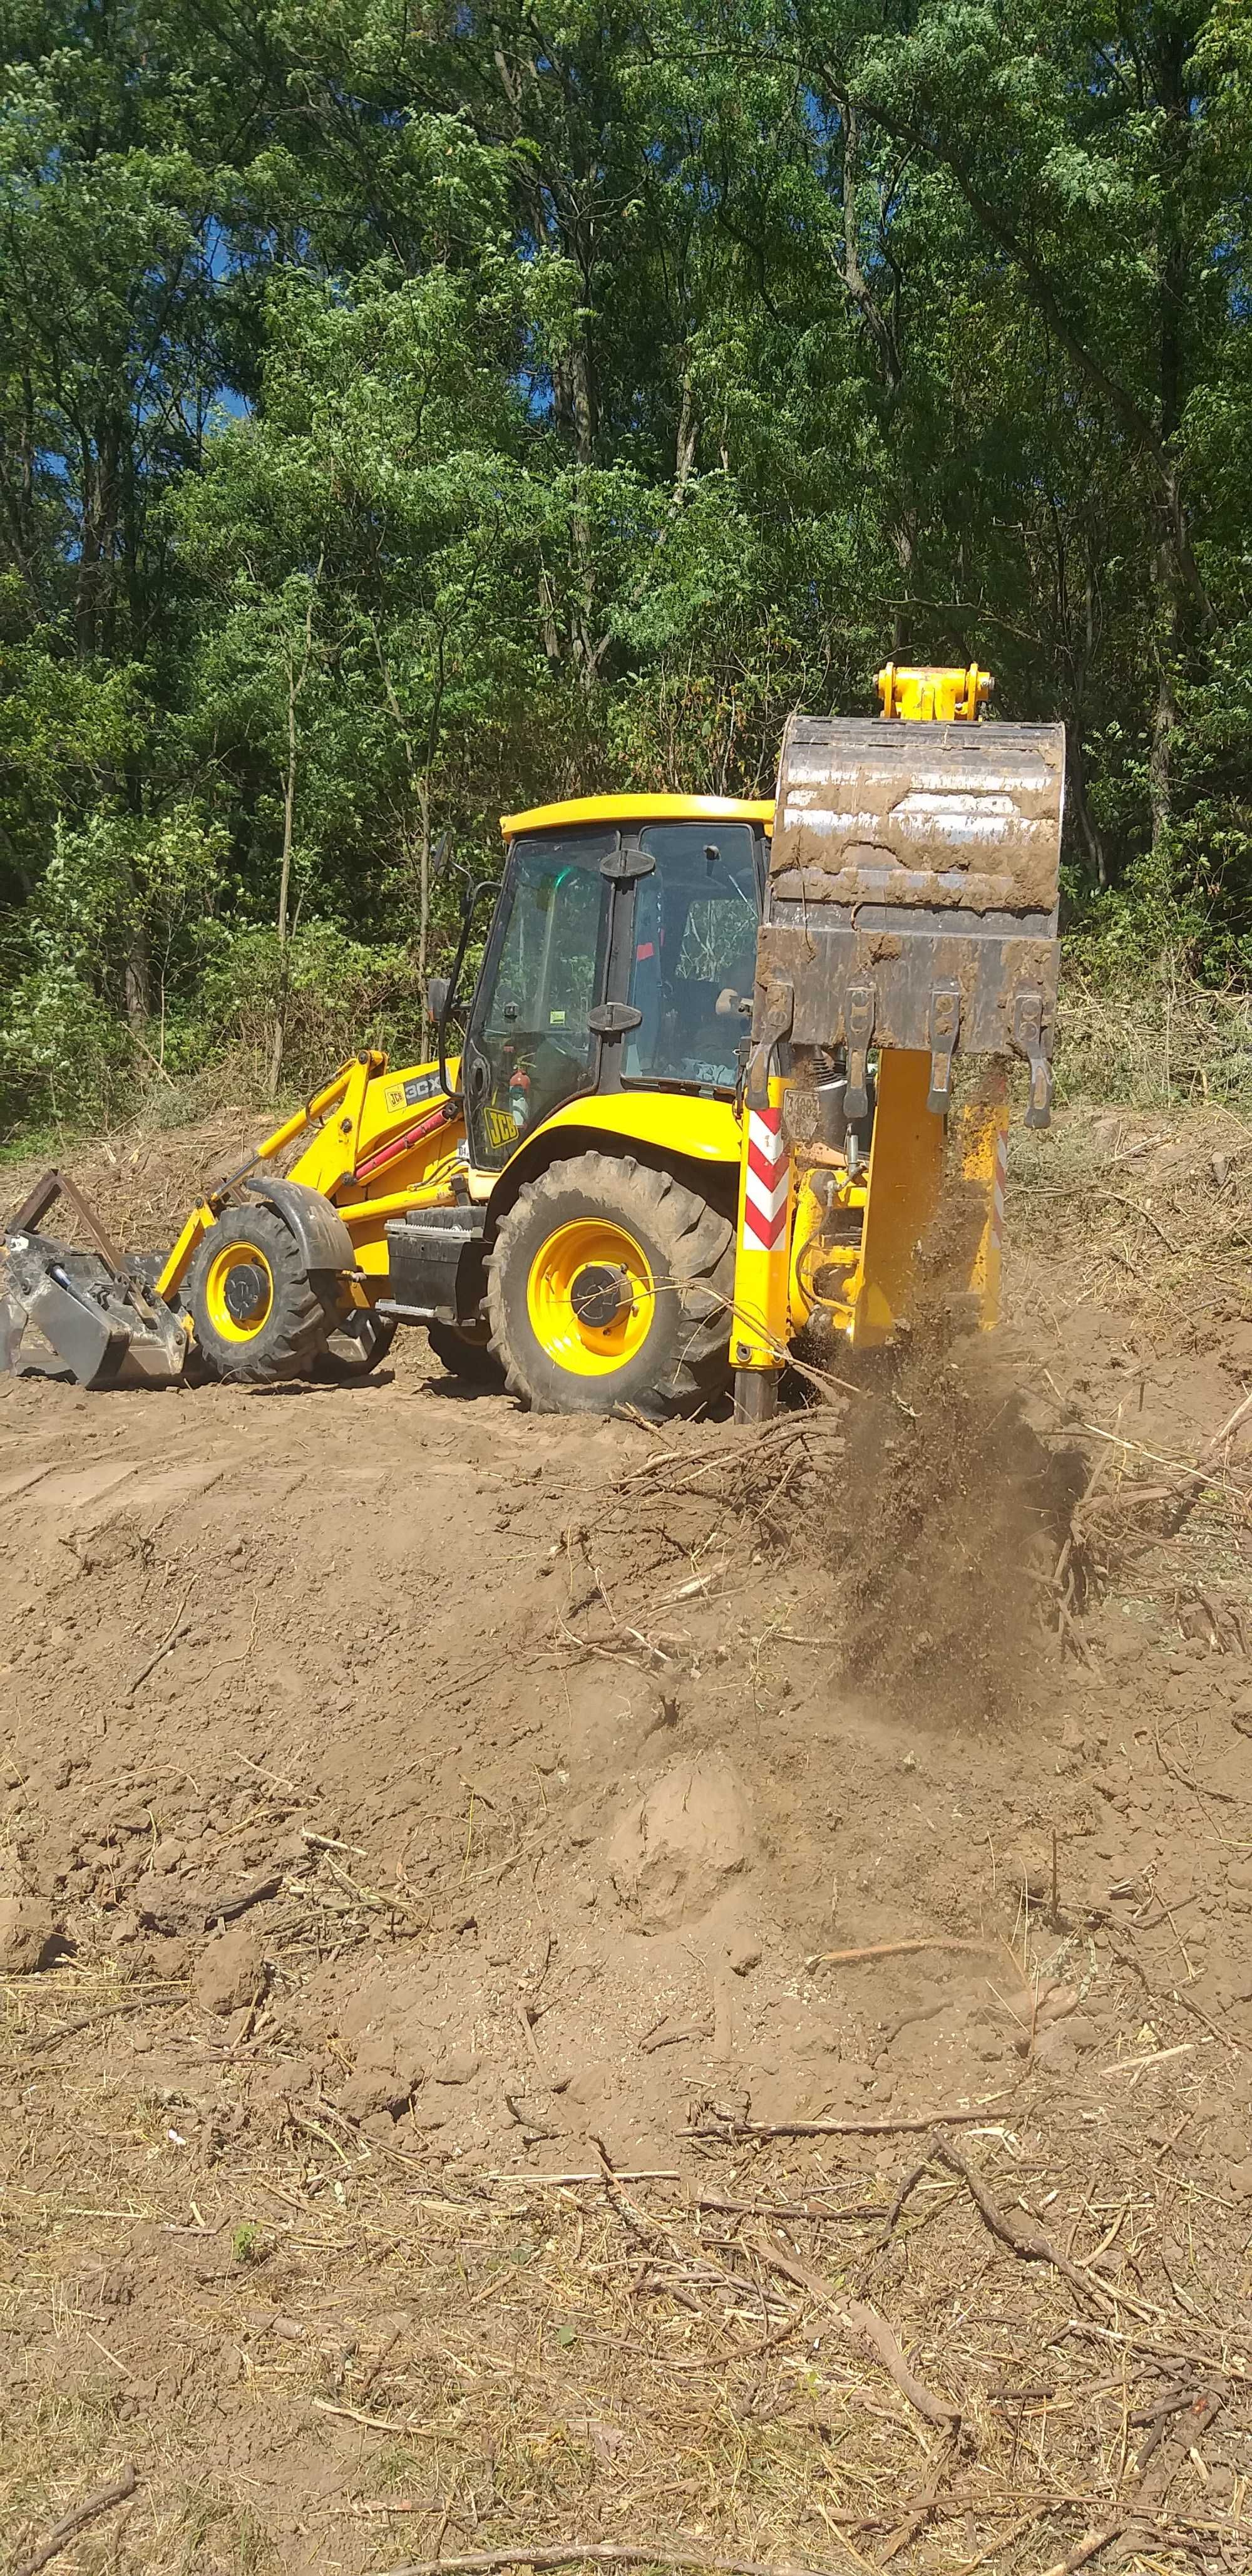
<box><xmin>2</xmin><ymin>664</ymin><xmax>1063</xmax><ymax>1418</ymax></box>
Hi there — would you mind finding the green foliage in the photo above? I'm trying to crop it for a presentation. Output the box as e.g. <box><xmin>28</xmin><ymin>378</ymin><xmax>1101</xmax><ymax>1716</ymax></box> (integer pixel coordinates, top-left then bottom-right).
<box><xmin>0</xmin><ymin>0</ymin><xmax>1248</xmax><ymax>1137</ymax></box>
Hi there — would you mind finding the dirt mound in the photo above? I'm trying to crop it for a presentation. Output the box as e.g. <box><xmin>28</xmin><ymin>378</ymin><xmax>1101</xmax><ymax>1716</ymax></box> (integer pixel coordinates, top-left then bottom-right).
<box><xmin>4</xmin><ymin>1100</ymin><xmax>1252</xmax><ymax>2568</ymax></box>
<box><xmin>608</xmin><ymin>1753</ymin><xmax>752</xmax><ymax>1931</ymax></box>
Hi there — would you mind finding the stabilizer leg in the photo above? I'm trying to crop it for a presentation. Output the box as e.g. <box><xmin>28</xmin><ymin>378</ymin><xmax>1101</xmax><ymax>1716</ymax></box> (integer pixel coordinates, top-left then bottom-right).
<box><xmin>734</xmin><ymin>1368</ymin><xmax>778</xmax><ymax>1423</ymax></box>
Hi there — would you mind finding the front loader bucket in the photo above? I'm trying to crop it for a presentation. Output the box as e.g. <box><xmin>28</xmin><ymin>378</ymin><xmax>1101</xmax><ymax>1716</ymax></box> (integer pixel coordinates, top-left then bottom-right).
<box><xmin>3</xmin><ymin>1232</ymin><xmax>186</xmax><ymax>1387</ymax></box>
<box><xmin>3</xmin><ymin>1173</ymin><xmax>186</xmax><ymax>1389</ymax></box>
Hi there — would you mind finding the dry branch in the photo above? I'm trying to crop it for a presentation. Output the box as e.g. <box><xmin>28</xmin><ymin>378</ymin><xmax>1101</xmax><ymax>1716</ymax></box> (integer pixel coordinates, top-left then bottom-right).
<box><xmin>486</xmin><ymin>2168</ymin><xmax>682</xmax><ymax>2185</ymax></box>
<box><xmin>686</xmin><ymin>2103</ymin><xmax>1008</xmax><ymax>2140</ymax></box>
<box><xmin>1036</xmin><ymin>2390</ymin><xmax>1224</xmax><ymax>2576</ymax></box>
<box><xmin>697</xmin><ymin>2193</ymin><xmax>885</xmax><ymax>2223</ymax></box>
<box><xmin>756</xmin><ymin>2235</ymin><xmax>960</xmax><ymax>2429</ymax></box>
<box><xmin>125</xmin><ymin>1582</ymin><xmax>195</xmax><ymax>1696</ymax></box>
<box><xmin>890</xmin><ymin>2133</ymin><xmax>1159</xmax><ymax>2321</ymax></box>
<box><xmin>375</xmin><ymin>2549</ymin><xmax>861</xmax><ymax>2576</ymax></box>
<box><xmin>809</xmin><ymin>1936</ymin><xmax>995</xmax><ymax>1967</ymax></box>
<box><xmin>14</xmin><ymin>2465</ymin><xmax>138</xmax><ymax>2576</ymax></box>
<box><xmin>137</xmin><ymin>1863</ymin><xmax>282</xmax><ymax>1935</ymax></box>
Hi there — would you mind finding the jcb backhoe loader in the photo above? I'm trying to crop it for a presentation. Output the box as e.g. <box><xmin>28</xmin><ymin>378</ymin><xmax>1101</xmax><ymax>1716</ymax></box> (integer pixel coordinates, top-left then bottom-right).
<box><xmin>2</xmin><ymin>664</ymin><xmax>1063</xmax><ymax>1418</ymax></box>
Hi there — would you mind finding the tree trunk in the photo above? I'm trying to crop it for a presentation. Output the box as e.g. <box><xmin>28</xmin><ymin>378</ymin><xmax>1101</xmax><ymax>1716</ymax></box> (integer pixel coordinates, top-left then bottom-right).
<box><xmin>569</xmin><ymin>331</ymin><xmax>602</xmax><ymax>693</ymax></box>
<box><xmin>416</xmin><ymin>771</ymin><xmax>431</xmax><ymax>1036</ymax></box>
<box><xmin>269</xmin><ymin>643</ymin><xmax>299</xmax><ymax>1099</ymax></box>
<box><xmin>1149</xmin><ymin>647</ymin><xmax>1180</xmax><ymax>857</ymax></box>
<box><xmin>124</xmin><ymin>940</ymin><xmax>150</xmax><ymax>1029</ymax></box>
<box><xmin>269</xmin><ymin>572</ymin><xmax>321</xmax><ymax>1097</ymax></box>
<box><xmin>674</xmin><ymin>369</ymin><xmax>697</xmax><ymax>495</ymax></box>
<box><xmin>1066</xmin><ymin>726</ymin><xmax>1107</xmax><ymax>887</ymax></box>
<box><xmin>1147</xmin><ymin>23</ymin><xmax>1192</xmax><ymax>862</ymax></box>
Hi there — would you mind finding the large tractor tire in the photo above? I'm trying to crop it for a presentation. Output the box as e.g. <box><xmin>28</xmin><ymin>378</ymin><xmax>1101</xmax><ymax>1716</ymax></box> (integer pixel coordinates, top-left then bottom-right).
<box><xmin>187</xmin><ymin>1206</ymin><xmax>334</xmax><ymax>1386</ymax></box>
<box><xmin>487</xmin><ymin>1151</ymin><xmax>734</xmax><ymax>1417</ymax></box>
<box><xmin>426</xmin><ymin>1319</ymin><xmax>505</xmax><ymax>1387</ymax></box>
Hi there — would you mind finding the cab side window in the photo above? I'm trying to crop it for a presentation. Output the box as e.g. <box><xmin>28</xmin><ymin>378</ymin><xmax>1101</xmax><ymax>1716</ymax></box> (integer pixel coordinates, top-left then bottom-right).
<box><xmin>624</xmin><ymin>825</ymin><xmax>760</xmax><ymax>1091</ymax></box>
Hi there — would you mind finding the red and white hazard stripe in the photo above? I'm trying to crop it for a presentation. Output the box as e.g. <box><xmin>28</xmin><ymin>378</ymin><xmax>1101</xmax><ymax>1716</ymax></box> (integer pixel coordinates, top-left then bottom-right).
<box><xmin>990</xmin><ymin>1128</ymin><xmax>1007</xmax><ymax>1249</ymax></box>
<box><xmin>742</xmin><ymin>1105</ymin><xmax>789</xmax><ymax>1251</ymax></box>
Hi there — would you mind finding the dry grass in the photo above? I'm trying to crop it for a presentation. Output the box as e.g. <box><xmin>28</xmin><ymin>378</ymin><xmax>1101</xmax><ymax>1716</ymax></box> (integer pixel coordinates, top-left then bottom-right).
<box><xmin>1056</xmin><ymin>981</ymin><xmax>1252</xmax><ymax>1116</ymax></box>
<box><xmin>4</xmin><ymin>1992</ymin><xmax>1251</xmax><ymax>2575</ymax></box>
<box><xmin>1010</xmin><ymin>1099</ymin><xmax>1252</xmax><ymax>1336</ymax></box>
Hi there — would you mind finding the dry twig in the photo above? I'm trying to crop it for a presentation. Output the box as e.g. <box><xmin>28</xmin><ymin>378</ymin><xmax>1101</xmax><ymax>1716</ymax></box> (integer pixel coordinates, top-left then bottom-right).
<box><xmin>14</xmin><ymin>2464</ymin><xmax>138</xmax><ymax>2576</ymax></box>
<box><xmin>686</xmin><ymin>2104</ymin><xmax>1008</xmax><ymax>2141</ymax></box>
<box><xmin>889</xmin><ymin>2133</ymin><xmax>1160</xmax><ymax>2322</ymax></box>
<box><xmin>125</xmin><ymin>1582</ymin><xmax>196</xmax><ymax>1697</ymax></box>
<box><xmin>809</xmin><ymin>1936</ymin><xmax>995</xmax><ymax>1967</ymax></box>
<box><xmin>374</xmin><ymin>2548</ymin><xmax>861</xmax><ymax>2576</ymax></box>
<box><xmin>757</xmin><ymin>2233</ymin><xmax>960</xmax><ymax>2429</ymax></box>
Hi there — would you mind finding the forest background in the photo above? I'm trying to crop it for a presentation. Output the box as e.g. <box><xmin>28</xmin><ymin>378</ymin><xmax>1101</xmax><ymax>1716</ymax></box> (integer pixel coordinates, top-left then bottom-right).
<box><xmin>1</xmin><ymin>0</ymin><xmax>1249</xmax><ymax>1138</ymax></box>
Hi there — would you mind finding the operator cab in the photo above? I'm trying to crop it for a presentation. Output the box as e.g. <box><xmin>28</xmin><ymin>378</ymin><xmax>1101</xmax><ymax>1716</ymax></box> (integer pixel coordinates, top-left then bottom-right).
<box><xmin>460</xmin><ymin>796</ymin><xmax>771</xmax><ymax>1175</ymax></box>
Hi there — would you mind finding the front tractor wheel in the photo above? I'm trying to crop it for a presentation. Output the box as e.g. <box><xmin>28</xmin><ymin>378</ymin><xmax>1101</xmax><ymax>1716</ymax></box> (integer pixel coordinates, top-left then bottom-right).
<box><xmin>188</xmin><ymin>1207</ymin><xmax>333</xmax><ymax>1385</ymax></box>
<box><xmin>487</xmin><ymin>1151</ymin><xmax>734</xmax><ymax>1417</ymax></box>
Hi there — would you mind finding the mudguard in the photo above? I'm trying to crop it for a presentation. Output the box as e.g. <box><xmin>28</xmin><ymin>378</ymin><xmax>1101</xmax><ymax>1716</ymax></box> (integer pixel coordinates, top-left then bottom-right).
<box><xmin>246</xmin><ymin>1177</ymin><xmax>356</xmax><ymax>1275</ymax></box>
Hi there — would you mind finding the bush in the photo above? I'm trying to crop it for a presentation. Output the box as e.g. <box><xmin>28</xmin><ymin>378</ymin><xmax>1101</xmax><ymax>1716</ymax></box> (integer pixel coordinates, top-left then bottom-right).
<box><xmin>186</xmin><ymin>920</ymin><xmax>428</xmax><ymax>1093</ymax></box>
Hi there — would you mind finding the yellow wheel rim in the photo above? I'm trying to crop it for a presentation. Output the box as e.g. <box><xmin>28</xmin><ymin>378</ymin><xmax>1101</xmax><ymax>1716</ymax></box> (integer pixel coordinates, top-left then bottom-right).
<box><xmin>526</xmin><ymin>1217</ymin><xmax>655</xmax><ymax>1376</ymax></box>
<box><xmin>203</xmin><ymin>1241</ymin><xmax>274</xmax><ymax>1343</ymax></box>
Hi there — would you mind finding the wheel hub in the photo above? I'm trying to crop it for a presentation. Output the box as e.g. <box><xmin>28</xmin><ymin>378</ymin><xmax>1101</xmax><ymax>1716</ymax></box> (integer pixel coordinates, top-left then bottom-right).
<box><xmin>570</xmin><ymin>1262</ymin><xmax>632</xmax><ymax>1331</ymax></box>
<box><xmin>525</xmin><ymin>1215</ymin><xmax>654</xmax><ymax>1376</ymax></box>
<box><xmin>223</xmin><ymin>1262</ymin><xmax>268</xmax><ymax>1324</ymax></box>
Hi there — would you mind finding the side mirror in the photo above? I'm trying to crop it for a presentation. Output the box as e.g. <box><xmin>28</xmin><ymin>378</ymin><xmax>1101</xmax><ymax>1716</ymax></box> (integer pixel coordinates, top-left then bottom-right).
<box><xmin>427</xmin><ymin>975</ymin><xmax>450</xmax><ymax>1024</ymax></box>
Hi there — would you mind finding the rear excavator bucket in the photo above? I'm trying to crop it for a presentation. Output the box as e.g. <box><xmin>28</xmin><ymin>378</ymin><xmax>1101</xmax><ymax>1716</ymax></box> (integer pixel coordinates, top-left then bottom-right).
<box><xmin>751</xmin><ymin>669</ymin><xmax>1065</xmax><ymax>1351</ymax></box>
<box><xmin>1</xmin><ymin>1172</ymin><xmax>186</xmax><ymax>1389</ymax></box>
<box><xmin>758</xmin><ymin>704</ymin><xmax>1064</xmax><ymax>1117</ymax></box>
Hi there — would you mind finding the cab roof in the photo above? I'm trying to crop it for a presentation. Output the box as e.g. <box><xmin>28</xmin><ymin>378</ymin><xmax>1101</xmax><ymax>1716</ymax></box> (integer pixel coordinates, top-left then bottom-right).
<box><xmin>500</xmin><ymin>792</ymin><xmax>773</xmax><ymax>835</ymax></box>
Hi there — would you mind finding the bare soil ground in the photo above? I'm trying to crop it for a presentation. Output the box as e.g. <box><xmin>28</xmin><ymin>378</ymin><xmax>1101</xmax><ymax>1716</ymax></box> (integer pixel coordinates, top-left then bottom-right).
<box><xmin>3</xmin><ymin>1103</ymin><xmax>1252</xmax><ymax>2575</ymax></box>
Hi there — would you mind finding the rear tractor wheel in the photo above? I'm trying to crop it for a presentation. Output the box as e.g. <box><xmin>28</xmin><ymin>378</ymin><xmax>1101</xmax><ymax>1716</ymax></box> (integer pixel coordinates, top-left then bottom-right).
<box><xmin>486</xmin><ymin>1151</ymin><xmax>734</xmax><ymax>1417</ymax></box>
<box><xmin>187</xmin><ymin>1206</ymin><xmax>332</xmax><ymax>1386</ymax></box>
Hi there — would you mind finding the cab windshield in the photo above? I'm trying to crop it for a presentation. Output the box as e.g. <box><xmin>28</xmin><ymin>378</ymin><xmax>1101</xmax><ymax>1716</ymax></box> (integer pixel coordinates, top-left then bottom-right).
<box><xmin>468</xmin><ymin>827</ymin><xmax>612</xmax><ymax>1167</ymax></box>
